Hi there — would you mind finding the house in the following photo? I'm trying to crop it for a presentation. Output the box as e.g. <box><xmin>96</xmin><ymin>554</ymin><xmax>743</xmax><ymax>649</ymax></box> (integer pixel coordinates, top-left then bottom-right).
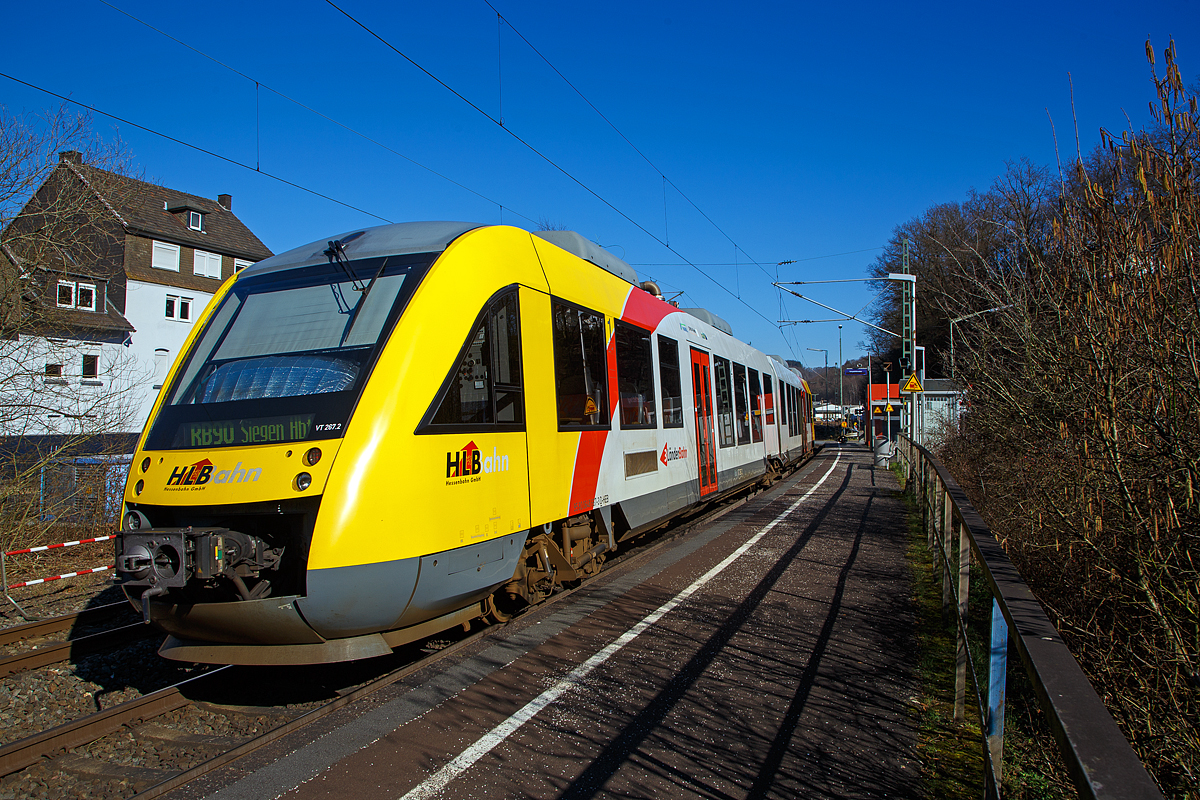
<box><xmin>0</xmin><ymin>151</ymin><xmax>273</xmax><ymax>442</ymax></box>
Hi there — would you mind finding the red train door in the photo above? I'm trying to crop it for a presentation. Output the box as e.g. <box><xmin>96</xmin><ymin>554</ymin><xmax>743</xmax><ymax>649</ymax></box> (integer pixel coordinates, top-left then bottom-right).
<box><xmin>691</xmin><ymin>348</ymin><xmax>718</xmax><ymax>496</ymax></box>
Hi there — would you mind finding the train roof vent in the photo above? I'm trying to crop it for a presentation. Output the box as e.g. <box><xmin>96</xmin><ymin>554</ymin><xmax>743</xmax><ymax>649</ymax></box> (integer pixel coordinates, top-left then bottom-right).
<box><xmin>680</xmin><ymin>308</ymin><xmax>733</xmax><ymax>336</ymax></box>
<box><xmin>532</xmin><ymin>230</ymin><xmax>638</xmax><ymax>285</ymax></box>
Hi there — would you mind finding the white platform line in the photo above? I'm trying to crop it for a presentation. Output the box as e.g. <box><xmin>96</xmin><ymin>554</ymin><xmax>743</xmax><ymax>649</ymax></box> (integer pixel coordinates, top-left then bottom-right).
<box><xmin>400</xmin><ymin>452</ymin><xmax>843</xmax><ymax>800</ymax></box>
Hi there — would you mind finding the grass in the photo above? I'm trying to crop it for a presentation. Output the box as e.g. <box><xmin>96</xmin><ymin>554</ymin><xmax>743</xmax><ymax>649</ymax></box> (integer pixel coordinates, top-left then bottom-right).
<box><xmin>898</xmin><ymin>475</ymin><xmax>987</xmax><ymax>799</ymax></box>
<box><xmin>894</xmin><ymin>462</ymin><xmax>1075</xmax><ymax>800</ymax></box>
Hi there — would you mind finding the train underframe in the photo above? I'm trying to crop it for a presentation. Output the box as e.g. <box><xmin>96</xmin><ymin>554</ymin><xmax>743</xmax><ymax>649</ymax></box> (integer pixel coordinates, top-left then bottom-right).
<box><xmin>115</xmin><ymin>453</ymin><xmax>805</xmax><ymax>665</ymax></box>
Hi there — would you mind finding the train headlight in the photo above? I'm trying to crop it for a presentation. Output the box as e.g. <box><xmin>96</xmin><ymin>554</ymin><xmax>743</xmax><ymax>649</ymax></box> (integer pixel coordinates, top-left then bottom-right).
<box><xmin>134</xmin><ymin>479</ymin><xmax>144</xmax><ymax>496</ymax></box>
<box><xmin>140</xmin><ymin>457</ymin><xmax>151</xmax><ymax>473</ymax></box>
<box><xmin>124</xmin><ymin>512</ymin><xmax>142</xmax><ymax>531</ymax></box>
<box><xmin>303</xmin><ymin>447</ymin><xmax>322</xmax><ymax>466</ymax></box>
<box><xmin>294</xmin><ymin>472</ymin><xmax>312</xmax><ymax>491</ymax></box>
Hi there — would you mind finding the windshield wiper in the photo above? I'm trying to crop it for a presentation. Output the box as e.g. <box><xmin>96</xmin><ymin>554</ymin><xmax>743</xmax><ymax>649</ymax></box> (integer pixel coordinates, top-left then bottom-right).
<box><xmin>325</xmin><ymin>239</ymin><xmax>364</xmax><ymax>290</ymax></box>
<box><xmin>339</xmin><ymin>257</ymin><xmax>390</xmax><ymax>346</ymax></box>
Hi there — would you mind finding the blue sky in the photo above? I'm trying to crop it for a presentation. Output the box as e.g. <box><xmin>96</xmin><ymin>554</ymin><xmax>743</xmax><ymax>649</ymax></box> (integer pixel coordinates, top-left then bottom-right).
<box><xmin>3</xmin><ymin>1</ymin><xmax>1195</xmax><ymax>370</ymax></box>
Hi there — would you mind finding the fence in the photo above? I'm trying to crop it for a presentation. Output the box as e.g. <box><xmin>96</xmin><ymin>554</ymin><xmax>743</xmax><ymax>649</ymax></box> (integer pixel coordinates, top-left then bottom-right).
<box><xmin>895</xmin><ymin>435</ymin><xmax>1162</xmax><ymax>800</ymax></box>
<box><xmin>1</xmin><ymin>534</ymin><xmax>117</xmax><ymax>618</ymax></box>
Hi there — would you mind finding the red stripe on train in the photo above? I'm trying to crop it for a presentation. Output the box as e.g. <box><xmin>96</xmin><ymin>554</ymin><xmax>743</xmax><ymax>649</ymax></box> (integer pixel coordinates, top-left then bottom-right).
<box><xmin>620</xmin><ymin>286</ymin><xmax>676</xmax><ymax>331</ymax></box>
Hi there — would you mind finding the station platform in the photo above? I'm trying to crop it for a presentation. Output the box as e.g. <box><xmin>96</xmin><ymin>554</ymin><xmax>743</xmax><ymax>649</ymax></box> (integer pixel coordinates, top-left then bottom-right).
<box><xmin>182</xmin><ymin>444</ymin><xmax>920</xmax><ymax>799</ymax></box>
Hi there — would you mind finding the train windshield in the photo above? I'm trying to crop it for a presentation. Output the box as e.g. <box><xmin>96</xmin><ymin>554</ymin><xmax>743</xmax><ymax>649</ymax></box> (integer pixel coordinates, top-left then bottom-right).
<box><xmin>144</xmin><ymin>255</ymin><xmax>432</xmax><ymax>450</ymax></box>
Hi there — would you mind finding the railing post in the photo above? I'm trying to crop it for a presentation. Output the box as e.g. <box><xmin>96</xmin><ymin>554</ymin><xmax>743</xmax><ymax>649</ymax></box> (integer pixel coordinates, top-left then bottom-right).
<box><xmin>922</xmin><ymin>459</ymin><xmax>930</xmax><ymax>547</ymax></box>
<box><xmin>954</xmin><ymin>517</ymin><xmax>971</xmax><ymax>721</ymax></box>
<box><xmin>941</xmin><ymin>488</ymin><xmax>953</xmax><ymax>617</ymax></box>
<box><xmin>986</xmin><ymin>598</ymin><xmax>1009</xmax><ymax>796</ymax></box>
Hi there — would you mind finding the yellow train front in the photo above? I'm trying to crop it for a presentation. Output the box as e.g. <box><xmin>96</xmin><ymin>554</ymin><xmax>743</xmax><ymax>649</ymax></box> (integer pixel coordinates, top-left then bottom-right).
<box><xmin>114</xmin><ymin>222</ymin><xmax>814</xmax><ymax>665</ymax></box>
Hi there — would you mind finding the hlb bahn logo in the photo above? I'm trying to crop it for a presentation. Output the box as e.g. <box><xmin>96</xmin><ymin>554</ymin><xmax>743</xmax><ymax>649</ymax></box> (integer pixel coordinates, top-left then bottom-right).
<box><xmin>446</xmin><ymin>441</ymin><xmax>509</xmax><ymax>483</ymax></box>
<box><xmin>166</xmin><ymin>459</ymin><xmax>262</xmax><ymax>489</ymax></box>
<box><xmin>661</xmin><ymin>442</ymin><xmax>688</xmax><ymax>466</ymax></box>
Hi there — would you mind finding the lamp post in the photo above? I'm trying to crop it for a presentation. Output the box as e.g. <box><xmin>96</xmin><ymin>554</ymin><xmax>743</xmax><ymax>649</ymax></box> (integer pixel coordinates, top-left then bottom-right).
<box><xmin>838</xmin><ymin>324</ymin><xmax>844</xmax><ymax>426</ymax></box>
<box><xmin>807</xmin><ymin>348</ymin><xmax>827</xmax><ymax>416</ymax></box>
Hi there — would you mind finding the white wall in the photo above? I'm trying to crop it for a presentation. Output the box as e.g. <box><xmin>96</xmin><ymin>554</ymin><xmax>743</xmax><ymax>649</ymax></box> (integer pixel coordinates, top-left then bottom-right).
<box><xmin>122</xmin><ymin>279</ymin><xmax>216</xmax><ymax>435</ymax></box>
<box><xmin>0</xmin><ymin>336</ymin><xmax>144</xmax><ymax>436</ymax></box>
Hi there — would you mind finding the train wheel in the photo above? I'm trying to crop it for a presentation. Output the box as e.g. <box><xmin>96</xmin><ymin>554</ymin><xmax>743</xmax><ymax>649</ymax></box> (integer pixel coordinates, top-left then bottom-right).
<box><xmin>482</xmin><ymin>595</ymin><xmax>511</xmax><ymax>624</ymax></box>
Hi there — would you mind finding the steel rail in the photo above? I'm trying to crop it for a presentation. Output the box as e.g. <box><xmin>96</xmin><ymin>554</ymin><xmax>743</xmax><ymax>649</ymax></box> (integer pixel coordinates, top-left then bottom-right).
<box><xmin>0</xmin><ymin>622</ymin><xmax>157</xmax><ymax>678</ymax></box>
<box><xmin>0</xmin><ymin>667</ymin><xmax>229</xmax><ymax>777</ymax></box>
<box><xmin>0</xmin><ymin>602</ymin><xmax>130</xmax><ymax>647</ymax></box>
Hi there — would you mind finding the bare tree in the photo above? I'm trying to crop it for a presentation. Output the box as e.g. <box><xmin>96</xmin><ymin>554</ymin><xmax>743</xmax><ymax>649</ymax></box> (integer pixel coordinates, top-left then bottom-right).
<box><xmin>0</xmin><ymin>106</ymin><xmax>145</xmax><ymax>550</ymax></box>
<box><xmin>933</xmin><ymin>41</ymin><xmax>1200</xmax><ymax>794</ymax></box>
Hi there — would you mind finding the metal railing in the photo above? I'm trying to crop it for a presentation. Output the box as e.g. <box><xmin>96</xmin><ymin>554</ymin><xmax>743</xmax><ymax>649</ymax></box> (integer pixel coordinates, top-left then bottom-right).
<box><xmin>894</xmin><ymin>435</ymin><xmax>1163</xmax><ymax>800</ymax></box>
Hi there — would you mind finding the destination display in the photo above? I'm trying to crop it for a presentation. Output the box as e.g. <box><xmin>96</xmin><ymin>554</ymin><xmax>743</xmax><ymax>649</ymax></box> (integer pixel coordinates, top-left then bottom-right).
<box><xmin>172</xmin><ymin>413</ymin><xmax>316</xmax><ymax>449</ymax></box>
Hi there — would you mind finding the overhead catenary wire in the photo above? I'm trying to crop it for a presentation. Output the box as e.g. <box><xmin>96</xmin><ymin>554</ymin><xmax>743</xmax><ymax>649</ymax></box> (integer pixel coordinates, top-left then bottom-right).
<box><xmin>482</xmin><ymin>0</ymin><xmax>779</xmax><ymax>282</ymax></box>
<box><xmin>324</xmin><ymin>1</ymin><xmax>791</xmax><ymax>342</ymax></box>
<box><xmin>0</xmin><ymin>71</ymin><xmax>393</xmax><ymax>224</ymax></box>
<box><xmin>95</xmin><ymin>0</ymin><xmax>540</xmax><ymax>228</ymax></box>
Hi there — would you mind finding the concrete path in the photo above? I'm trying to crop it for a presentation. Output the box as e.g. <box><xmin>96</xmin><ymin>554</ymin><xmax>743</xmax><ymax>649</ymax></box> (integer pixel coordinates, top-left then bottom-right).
<box><xmin>183</xmin><ymin>444</ymin><xmax>920</xmax><ymax>800</ymax></box>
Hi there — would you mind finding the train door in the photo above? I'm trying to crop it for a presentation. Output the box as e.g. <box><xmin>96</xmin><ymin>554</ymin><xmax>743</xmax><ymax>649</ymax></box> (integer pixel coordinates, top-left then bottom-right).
<box><xmin>690</xmin><ymin>347</ymin><xmax>718</xmax><ymax>496</ymax></box>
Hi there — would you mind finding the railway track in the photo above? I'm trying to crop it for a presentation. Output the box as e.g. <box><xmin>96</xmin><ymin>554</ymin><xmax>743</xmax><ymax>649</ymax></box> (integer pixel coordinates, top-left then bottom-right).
<box><xmin>0</xmin><ymin>602</ymin><xmax>151</xmax><ymax>678</ymax></box>
<box><xmin>0</xmin><ymin>456</ymin><xmax>815</xmax><ymax>799</ymax></box>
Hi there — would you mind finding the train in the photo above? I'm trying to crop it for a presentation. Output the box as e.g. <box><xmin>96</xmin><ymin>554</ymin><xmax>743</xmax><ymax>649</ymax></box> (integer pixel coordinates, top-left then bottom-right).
<box><xmin>113</xmin><ymin>222</ymin><xmax>815</xmax><ymax>665</ymax></box>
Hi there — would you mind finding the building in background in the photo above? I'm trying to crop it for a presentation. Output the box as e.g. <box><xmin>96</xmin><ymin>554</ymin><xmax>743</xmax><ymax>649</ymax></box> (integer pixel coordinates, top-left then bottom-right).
<box><xmin>1</xmin><ymin>151</ymin><xmax>272</xmax><ymax>442</ymax></box>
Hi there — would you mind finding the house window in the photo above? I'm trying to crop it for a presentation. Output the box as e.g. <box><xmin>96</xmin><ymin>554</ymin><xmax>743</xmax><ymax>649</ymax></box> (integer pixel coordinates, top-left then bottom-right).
<box><xmin>166</xmin><ymin>294</ymin><xmax>193</xmax><ymax>321</ymax></box>
<box><xmin>153</xmin><ymin>241</ymin><xmax>181</xmax><ymax>271</ymax></box>
<box><xmin>76</xmin><ymin>283</ymin><xmax>96</xmax><ymax>311</ymax></box>
<box><xmin>153</xmin><ymin>348</ymin><xmax>169</xmax><ymax>390</ymax></box>
<box><xmin>56</xmin><ymin>281</ymin><xmax>74</xmax><ymax>307</ymax></box>
<box><xmin>188</xmin><ymin>211</ymin><xmax>204</xmax><ymax>231</ymax></box>
<box><xmin>234</xmin><ymin>259</ymin><xmax>251</xmax><ymax>273</ymax></box>
<box><xmin>55</xmin><ymin>280</ymin><xmax>97</xmax><ymax>311</ymax></box>
<box><xmin>82</xmin><ymin>354</ymin><xmax>99</xmax><ymax>379</ymax></box>
<box><xmin>194</xmin><ymin>249</ymin><xmax>222</xmax><ymax>279</ymax></box>
<box><xmin>45</xmin><ymin>363</ymin><xmax>63</xmax><ymax>377</ymax></box>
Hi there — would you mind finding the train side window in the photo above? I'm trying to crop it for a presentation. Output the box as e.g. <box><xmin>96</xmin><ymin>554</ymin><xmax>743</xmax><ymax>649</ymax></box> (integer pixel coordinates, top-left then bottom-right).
<box><xmin>790</xmin><ymin>385</ymin><xmax>799</xmax><ymax>436</ymax></box>
<box><xmin>783</xmin><ymin>384</ymin><xmax>792</xmax><ymax>436</ymax></box>
<box><xmin>777</xmin><ymin>377</ymin><xmax>786</xmax><ymax>429</ymax></box>
<box><xmin>657</xmin><ymin>335</ymin><xmax>683</xmax><ymax>429</ymax></box>
<box><xmin>713</xmin><ymin>356</ymin><xmax>735</xmax><ymax>447</ymax></box>
<box><xmin>421</xmin><ymin>289</ymin><xmax>523</xmax><ymax>431</ymax></box>
<box><xmin>763</xmin><ymin>374</ymin><xmax>775</xmax><ymax>425</ymax></box>
<box><xmin>552</xmin><ymin>299</ymin><xmax>609</xmax><ymax>429</ymax></box>
<box><xmin>748</xmin><ymin>369</ymin><xmax>763</xmax><ymax>443</ymax></box>
<box><xmin>615</xmin><ymin>320</ymin><xmax>656</xmax><ymax>429</ymax></box>
<box><xmin>733</xmin><ymin>362</ymin><xmax>750</xmax><ymax>445</ymax></box>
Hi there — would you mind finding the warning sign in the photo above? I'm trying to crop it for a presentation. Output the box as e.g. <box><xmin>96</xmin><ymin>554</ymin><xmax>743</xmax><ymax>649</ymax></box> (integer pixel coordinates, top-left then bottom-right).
<box><xmin>885</xmin><ymin>404</ymin><xmax>894</xmax><ymax>412</ymax></box>
<box><xmin>584</xmin><ymin>397</ymin><xmax>598</xmax><ymax>415</ymax></box>
<box><xmin>900</xmin><ymin>374</ymin><xmax>924</xmax><ymax>393</ymax></box>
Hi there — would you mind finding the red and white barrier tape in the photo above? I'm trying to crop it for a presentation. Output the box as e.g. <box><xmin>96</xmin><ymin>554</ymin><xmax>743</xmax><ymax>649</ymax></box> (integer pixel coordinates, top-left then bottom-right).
<box><xmin>6</xmin><ymin>565</ymin><xmax>114</xmax><ymax>590</ymax></box>
<box><xmin>4</xmin><ymin>535</ymin><xmax>114</xmax><ymax>557</ymax></box>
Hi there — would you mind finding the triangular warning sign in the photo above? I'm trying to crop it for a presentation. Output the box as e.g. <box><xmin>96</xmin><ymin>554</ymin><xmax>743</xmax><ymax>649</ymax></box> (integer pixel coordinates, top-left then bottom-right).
<box><xmin>885</xmin><ymin>404</ymin><xmax>894</xmax><ymax>412</ymax></box>
<box><xmin>584</xmin><ymin>396</ymin><xmax>598</xmax><ymax>414</ymax></box>
<box><xmin>900</xmin><ymin>373</ymin><xmax>924</xmax><ymax>393</ymax></box>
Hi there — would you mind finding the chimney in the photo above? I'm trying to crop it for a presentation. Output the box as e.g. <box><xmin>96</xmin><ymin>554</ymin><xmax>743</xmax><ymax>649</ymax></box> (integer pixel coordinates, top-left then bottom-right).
<box><xmin>59</xmin><ymin>151</ymin><xmax>83</xmax><ymax>164</ymax></box>
<box><xmin>217</xmin><ymin>194</ymin><xmax>232</xmax><ymax>210</ymax></box>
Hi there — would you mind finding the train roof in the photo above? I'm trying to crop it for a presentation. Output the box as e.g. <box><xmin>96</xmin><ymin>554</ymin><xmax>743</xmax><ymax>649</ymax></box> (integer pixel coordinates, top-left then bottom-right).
<box><xmin>241</xmin><ymin>221</ymin><xmax>483</xmax><ymax>277</ymax></box>
<box><xmin>531</xmin><ymin>230</ymin><xmax>638</xmax><ymax>285</ymax></box>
